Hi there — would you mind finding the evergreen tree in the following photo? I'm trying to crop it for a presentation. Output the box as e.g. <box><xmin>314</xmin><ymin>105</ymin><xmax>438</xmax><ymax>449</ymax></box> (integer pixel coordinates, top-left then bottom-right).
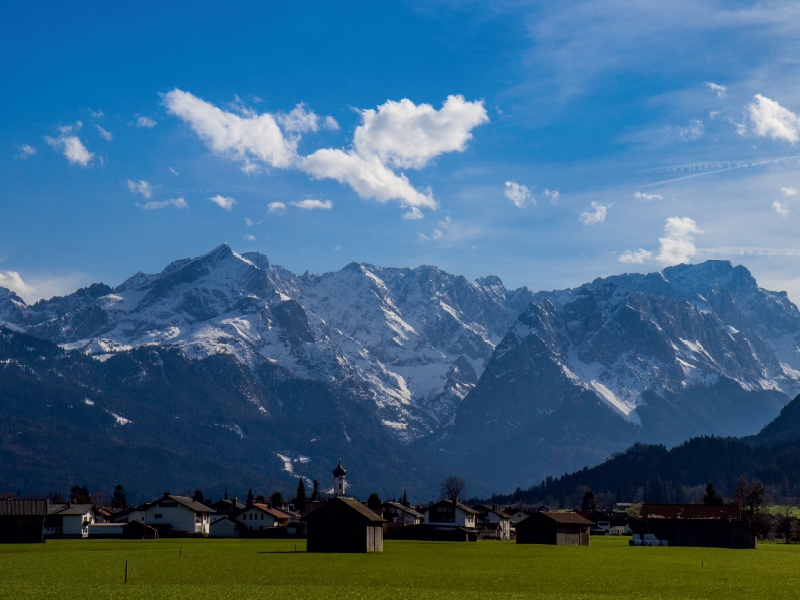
<box><xmin>401</xmin><ymin>490</ymin><xmax>410</xmax><ymax>507</ymax></box>
<box><xmin>193</xmin><ymin>489</ymin><xmax>205</xmax><ymax>504</ymax></box>
<box><xmin>70</xmin><ymin>485</ymin><xmax>91</xmax><ymax>503</ymax></box>
<box><xmin>703</xmin><ymin>483</ymin><xmax>724</xmax><ymax>506</ymax></box>
<box><xmin>311</xmin><ymin>480</ymin><xmax>321</xmax><ymax>502</ymax></box>
<box><xmin>366</xmin><ymin>493</ymin><xmax>382</xmax><ymax>511</ymax></box>
<box><xmin>270</xmin><ymin>491</ymin><xmax>284</xmax><ymax>508</ymax></box>
<box><xmin>581</xmin><ymin>490</ymin><xmax>596</xmax><ymax>511</ymax></box>
<box><xmin>246</xmin><ymin>488</ymin><xmax>254</xmax><ymax>508</ymax></box>
<box><xmin>111</xmin><ymin>485</ymin><xmax>127</xmax><ymax>509</ymax></box>
<box><xmin>295</xmin><ymin>479</ymin><xmax>307</xmax><ymax>513</ymax></box>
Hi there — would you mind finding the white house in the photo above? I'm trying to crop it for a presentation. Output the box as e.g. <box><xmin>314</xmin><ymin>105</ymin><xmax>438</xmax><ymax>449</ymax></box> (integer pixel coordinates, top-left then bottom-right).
<box><xmin>87</xmin><ymin>523</ymin><xmax>125</xmax><ymax>537</ymax></box>
<box><xmin>475</xmin><ymin>505</ymin><xmax>512</xmax><ymax>541</ymax></box>
<box><xmin>505</xmin><ymin>508</ymin><xmax>531</xmax><ymax>525</ymax></box>
<box><xmin>236</xmin><ymin>503</ymin><xmax>290</xmax><ymax>532</ymax></box>
<box><xmin>383</xmin><ymin>502</ymin><xmax>423</xmax><ymax>525</ymax></box>
<box><xmin>210</xmin><ymin>515</ymin><xmax>244</xmax><ymax>538</ymax></box>
<box><xmin>423</xmin><ymin>500</ymin><xmax>478</xmax><ymax>529</ymax></box>
<box><xmin>55</xmin><ymin>503</ymin><xmax>106</xmax><ymax>538</ymax></box>
<box><xmin>141</xmin><ymin>494</ymin><xmax>215</xmax><ymax>536</ymax></box>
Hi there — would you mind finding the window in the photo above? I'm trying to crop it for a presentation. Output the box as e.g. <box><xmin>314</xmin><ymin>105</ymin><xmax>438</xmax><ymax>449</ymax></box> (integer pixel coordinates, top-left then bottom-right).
<box><xmin>261</xmin><ymin>514</ymin><xmax>264</xmax><ymax>520</ymax></box>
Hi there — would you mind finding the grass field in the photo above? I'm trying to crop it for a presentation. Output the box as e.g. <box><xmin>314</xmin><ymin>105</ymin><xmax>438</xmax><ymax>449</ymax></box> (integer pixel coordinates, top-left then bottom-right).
<box><xmin>1</xmin><ymin>536</ymin><xmax>799</xmax><ymax>599</ymax></box>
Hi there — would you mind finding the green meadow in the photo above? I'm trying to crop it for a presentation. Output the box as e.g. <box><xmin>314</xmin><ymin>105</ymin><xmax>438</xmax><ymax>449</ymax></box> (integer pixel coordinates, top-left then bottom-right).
<box><xmin>1</xmin><ymin>537</ymin><xmax>799</xmax><ymax>599</ymax></box>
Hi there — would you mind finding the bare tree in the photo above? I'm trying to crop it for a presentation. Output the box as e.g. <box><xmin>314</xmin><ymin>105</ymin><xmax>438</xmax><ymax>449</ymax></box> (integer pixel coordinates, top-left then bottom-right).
<box><xmin>441</xmin><ymin>476</ymin><xmax>466</xmax><ymax>503</ymax></box>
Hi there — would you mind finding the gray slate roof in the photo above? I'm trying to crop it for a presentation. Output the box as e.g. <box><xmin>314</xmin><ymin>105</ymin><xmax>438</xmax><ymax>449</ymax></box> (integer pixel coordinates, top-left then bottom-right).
<box><xmin>56</xmin><ymin>503</ymin><xmax>96</xmax><ymax>516</ymax></box>
<box><xmin>0</xmin><ymin>499</ymin><xmax>48</xmax><ymax>516</ymax></box>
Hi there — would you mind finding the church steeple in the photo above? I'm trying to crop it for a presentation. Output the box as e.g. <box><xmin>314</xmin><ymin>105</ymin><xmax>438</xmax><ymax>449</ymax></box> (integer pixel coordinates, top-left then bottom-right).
<box><xmin>333</xmin><ymin>458</ymin><xmax>347</xmax><ymax>497</ymax></box>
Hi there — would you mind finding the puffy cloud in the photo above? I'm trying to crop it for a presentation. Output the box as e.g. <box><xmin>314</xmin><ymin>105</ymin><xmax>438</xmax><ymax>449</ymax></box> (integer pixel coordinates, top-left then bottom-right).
<box><xmin>299</xmin><ymin>150</ymin><xmax>436</xmax><ymax>209</ymax></box>
<box><xmin>634</xmin><ymin>191</ymin><xmax>662</xmax><ymax>201</ymax></box>
<box><xmin>292</xmin><ymin>199</ymin><xmax>332</xmax><ymax>210</ymax></box>
<box><xmin>127</xmin><ymin>180</ymin><xmax>153</xmax><ymax>199</ymax></box>
<box><xmin>136</xmin><ymin>116</ymin><xmax>157</xmax><ymax>128</ymax></box>
<box><xmin>656</xmin><ymin>217</ymin><xmax>702</xmax><ymax>266</ymax></box>
<box><xmin>0</xmin><ymin>271</ymin><xmax>36</xmax><ymax>300</ymax></box>
<box><xmin>619</xmin><ymin>249</ymin><xmax>654</xmax><ymax>264</ymax></box>
<box><xmin>45</xmin><ymin>124</ymin><xmax>94</xmax><ymax>166</ymax></box>
<box><xmin>208</xmin><ymin>195</ymin><xmax>237</xmax><ymax>211</ymax></box>
<box><xmin>243</xmin><ymin>234</ymin><xmax>256</xmax><ymax>241</ymax></box>
<box><xmin>15</xmin><ymin>144</ymin><xmax>36</xmax><ymax>159</ymax></box>
<box><xmin>141</xmin><ymin>197</ymin><xmax>187</xmax><ymax>210</ymax></box>
<box><xmin>402</xmin><ymin>207</ymin><xmax>424</xmax><ymax>220</ymax></box>
<box><xmin>542</xmin><ymin>189</ymin><xmax>559</xmax><ymax>204</ymax></box>
<box><xmin>276</xmin><ymin>104</ymin><xmax>338</xmax><ymax>134</ymax></box>
<box><xmin>773</xmin><ymin>201</ymin><xmax>790</xmax><ymax>217</ymax></box>
<box><xmin>781</xmin><ymin>187</ymin><xmax>798</xmax><ymax>197</ymax></box>
<box><xmin>244</xmin><ymin>218</ymin><xmax>262</xmax><ymax>226</ymax></box>
<box><xmin>96</xmin><ymin>126</ymin><xmax>113</xmax><ymax>141</ymax></box>
<box><xmin>706</xmin><ymin>82</ymin><xmax>726</xmax><ymax>98</ymax></box>
<box><xmin>419</xmin><ymin>216</ymin><xmax>451</xmax><ymax>241</ymax></box>
<box><xmin>163</xmin><ymin>89</ymin><xmax>297</xmax><ymax>171</ymax></box>
<box><xmin>268</xmin><ymin>202</ymin><xmax>286</xmax><ymax>214</ymax></box>
<box><xmin>352</xmin><ymin>95</ymin><xmax>488</xmax><ymax>169</ymax></box>
<box><xmin>88</xmin><ymin>109</ymin><xmax>104</xmax><ymax>118</ymax></box>
<box><xmin>504</xmin><ymin>181</ymin><xmax>533</xmax><ymax>208</ymax></box>
<box><xmin>747</xmin><ymin>94</ymin><xmax>800</xmax><ymax>143</ymax></box>
<box><xmin>579</xmin><ymin>201</ymin><xmax>609</xmax><ymax>224</ymax></box>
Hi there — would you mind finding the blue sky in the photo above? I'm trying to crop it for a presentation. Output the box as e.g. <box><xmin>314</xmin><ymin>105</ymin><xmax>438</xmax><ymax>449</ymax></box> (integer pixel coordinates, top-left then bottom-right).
<box><xmin>4</xmin><ymin>0</ymin><xmax>800</xmax><ymax>302</ymax></box>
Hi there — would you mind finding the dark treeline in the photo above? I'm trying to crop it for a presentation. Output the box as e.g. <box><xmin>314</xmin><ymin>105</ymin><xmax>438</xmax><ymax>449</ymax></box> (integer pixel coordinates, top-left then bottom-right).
<box><xmin>488</xmin><ymin>435</ymin><xmax>800</xmax><ymax>508</ymax></box>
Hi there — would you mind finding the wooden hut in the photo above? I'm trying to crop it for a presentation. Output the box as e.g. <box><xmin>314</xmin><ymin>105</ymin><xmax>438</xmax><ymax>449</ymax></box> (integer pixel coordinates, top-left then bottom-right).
<box><xmin>0</xmin><ymin>499</ymin><xmax>48</xmax><ymax>543</ymax></box>
<box><xmin>515</xmin><ymin>512</ymin><xmax>592</xmax><ymax>546</ymax></box>
<box><xmin>122</xmin><ymin>519</ymin><xmax>159</xmax><ymax>539</ymax></box>
<box><xmin>632</xmin><ymin>504</ymin><xmax>756</xmax><ymax>549</ymax></box>
<box><xmin>302</xmin><ymin>497</ymin><xmax>386</xmax><ymax>553</ymax></box>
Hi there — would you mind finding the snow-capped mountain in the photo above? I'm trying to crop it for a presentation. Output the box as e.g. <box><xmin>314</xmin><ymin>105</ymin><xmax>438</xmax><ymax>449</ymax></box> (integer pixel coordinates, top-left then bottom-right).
<box><xmin>0</xmin><ymin>244</ymin><xmax>534</xmax><ymax>440</ymax></box>
<box><xmin>433</xmin><ymin>261</ymin><xmax>800</xmax><ymax>488</ymax></box>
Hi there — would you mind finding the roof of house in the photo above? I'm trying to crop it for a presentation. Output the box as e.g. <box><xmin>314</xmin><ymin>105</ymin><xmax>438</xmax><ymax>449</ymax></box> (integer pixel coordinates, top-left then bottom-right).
<box><xmin>639</xmin><ymin>504</ymin><xmax>741</xmax><ymax>520</ymax></box>
<box><xmin>520</xmin><ymin>512</ymin><xmax>593</xmax><ymax>525</ymax></box>
<box><xmin>55</xmin><ymin>503</ymin><xmax>97</xmax><ymax>516</ymax></box>
<box><xmin>245</xmin><ymin>503</ymin><xmax>292</xmax><ymax>520</ymax></box>
<box><xmin>476</xmin><ymin>505</ymin><xmax>512</xmax><ymax>519</ymax></box>
<box><xmin>211</xmin><ymin>498</ymin><xmax>246</xmax><ymax>510</ymax></box>
<box><xmin>48</xmin><ymin>503</ymin><xmax>68</xmax><ymax>515</ymax></box>
<box><xmin>385</xmin><ymin>502</ymin><xmax>424</xmax><ymax>518</ymax></box>
<box><xmin>0</xmin><ymin>499</ymin><xmax>49</xmax><ymax>516</ymax></box>
<box><xmin>425</xmin><ymin>500</ymin><xmax>479</xmax><ymax>515</ymax></box>
<box><xmin>301</xmin><ymin>497</ymin><xmax>386</xmax><ymax>523</ymax></box>
<box><xmin>143</xmin><ymin>494</ymin><xmax>215</xmax><ymax>513</ymax></box>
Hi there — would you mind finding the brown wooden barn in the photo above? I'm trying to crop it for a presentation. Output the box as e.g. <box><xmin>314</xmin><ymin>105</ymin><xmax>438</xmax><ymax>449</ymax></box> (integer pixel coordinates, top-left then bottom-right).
<box><xmin>302</xmin><ymin>497</ymin><xmax>386</xmax><ymax>553</ymax></box>
<box><xmin>632</xmin><ymin>504</ymin><xmax>756</xmax><ymax>549</ymax></box>
<box><xmin>515</xmin><ymin>512</ymin><xmax>592</xmax><ymax>546</ymax></box>
<box><xmin>0</xmin><ymin>499</ymin><xmax>48</xmax><ymax>543</ymax></box>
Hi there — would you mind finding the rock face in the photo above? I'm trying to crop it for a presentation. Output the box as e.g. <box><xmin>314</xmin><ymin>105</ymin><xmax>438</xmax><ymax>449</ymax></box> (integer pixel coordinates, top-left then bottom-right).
<box><xmin>431</xmin><ymin>262</ymin><xmax>800</xmax><ymax>488</ymax></box>
<box><xmin>0</xmin><ymin>244</ymin><xmax>534</xmax><ymax>441</ymax></box>
<box><xmin>3</xmin><ymin>247</ymin><xmax>800</xmax><ymax>492</ymax></box>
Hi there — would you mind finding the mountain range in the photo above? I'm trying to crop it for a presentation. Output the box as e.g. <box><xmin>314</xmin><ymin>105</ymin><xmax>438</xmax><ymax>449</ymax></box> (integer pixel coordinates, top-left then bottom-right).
<box><xmin>2</xmin><ymin>244</ymin><xmax>800</xmax><ymax>497</ymax></box>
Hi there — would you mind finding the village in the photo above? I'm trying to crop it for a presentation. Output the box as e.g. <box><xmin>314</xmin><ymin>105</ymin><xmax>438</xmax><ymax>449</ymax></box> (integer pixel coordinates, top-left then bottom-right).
<box><xmin>0</xmin><ymin>460</ymin><xmax>759</xmax><ymax>551</ymax></box>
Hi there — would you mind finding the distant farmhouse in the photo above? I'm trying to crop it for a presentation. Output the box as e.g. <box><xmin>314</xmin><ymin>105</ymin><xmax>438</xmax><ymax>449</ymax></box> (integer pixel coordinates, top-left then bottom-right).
<box><xmin>141</xmin><ymin>494</ymin><xmax>215</xmax><ymax>537</ymax></box>
<box><xmin>633</xmin><ymin>504</ymin><xmax>757</xmax><ymax>549</ymax></box>
<box><xmin>516</xmin><ymin>512</ymin><xmax>592</xmax><ymax>546</ymax></box>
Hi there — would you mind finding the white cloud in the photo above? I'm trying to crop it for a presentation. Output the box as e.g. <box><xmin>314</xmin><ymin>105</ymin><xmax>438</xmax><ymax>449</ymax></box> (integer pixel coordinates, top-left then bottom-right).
<box><xmin>292</xmin><ymin>199</ymin><xmax>332</xmax><ymax>210</ymax></box>
<box><xmin>163</xmin><ymin>89</ymin><xmax>297</xmax><ymax>171</ymax></box>
<box><xmin>244</xmin><ymin>218</ymin><xmax>262</xmax><ymax>226</ymax></box>
<box><xmin>656</xmin><ymin>217</ymin><xmax>703</xmax><ymax>266</ymax></box>
<box><xmin>781</xmin><ymin>187</ymin><xmax>798</xmax><ymax>197</ymax></box>
<box><xmin>168</xmin><ymin>167</ymin><xmax>179</xmax><ymax>176</ymax></box>
<box><xmin>352</xmin><ymin>95</ymin><xmax>489</xmax><ymax>169</ymax></box>
<box><xmin>402</xmin><ymin>207</ymin><xmax>424</xmax><ymax>220</ymax></box>
<box><xmin>747</xmin><ymin>94</ymin><xmax>800</xmax><ymax>143</ymax></box>
<box><xmin>299</xmin><ymin>150</ymin><xmax>436</xmax><ymax>209</ymax></box>
<box><xmin>208</xmin><ymin>195</ymin><xmax>237</xmax><ymax>211</ymax></box>
<box><xmin>542</xmin><ymin>189</ymin><xmax>559</xmax><ymax>204</ymax></box>
<box><xmin>141</xmin><ymin>197</ymin><xmax>187</xmax><ymax>210</ymax></box>
<box><xmin>773</xmin><ymin>201</ymin><xmax>790</xmax><ymax>217</ymax></box>
<box><xmin>504</xmin><ymin>181</ymin><xmax>533</xmax><ymax>208</ymax></box>
<box><xmin>15</xmin><ymin>144</ymin><xmax>36</xmax><ymax>159</ymax></box>
<box><xmin>619</xmin><ymin>249</ymin><xmax>654</xmax><ymax>264</ymax></box>
<box><xmin>268</xmin><ymin>202</ymin><xmax>286</xmax><ymax>214</ymax></box>
<box><xmin>706</xmin><ymin>82</ymin><xmax>726</xmax><ymax>98</ymax></box>
<box><xmin>45</xmin><ymin>124</ymin><xmax>94</xmax><ymax>166</ymax></box>
<box><xmin>126</xmin><ymin>180</ymin><xmax>153</xmax><ymax>199</ymax></box>
<box><xmin>678</xmin><ymin>119</ymin><xmax>704</xmax><ymax>141</ymax></box>
<box><xmin>634</xmin><ymin>191</ymin><xmax>663</xmax><ymax>201</ymax></box>
<box><xmin>0</xmin><ymin>271</ymin><xmax>36</xmax><ymax>300</ymax></box>
<box><xmin>579</xmin><ymin>201</ymin><xmax>609</xmax><ymax>224</ymax></box>
<box><xmin>243</xmin><ymin>234</ymin><xmax>256</xmax><ymax>241</ymax></box>
<box><xmin>276</xmin><ymin>104</ymin><xmax>338</xmax><ymax>134</ymax></box>
<box><xmin>96</xmin><ymin>126</ymin><xmax>113</xmax><ymax>141</ymax></box>
<box><xmin>419</xmin><ymin>216</ymin><xmax>452</xmax><ymax>241</ymax></box>
<box><xmin>136</xmin><ymin>116</ymin><xmax>157</xmax><ymax>128</ymax></box>
<box><xmin>88</xmin><ymin>109</ymin><xmax>104</xmax><ymax>118</ymax></box>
